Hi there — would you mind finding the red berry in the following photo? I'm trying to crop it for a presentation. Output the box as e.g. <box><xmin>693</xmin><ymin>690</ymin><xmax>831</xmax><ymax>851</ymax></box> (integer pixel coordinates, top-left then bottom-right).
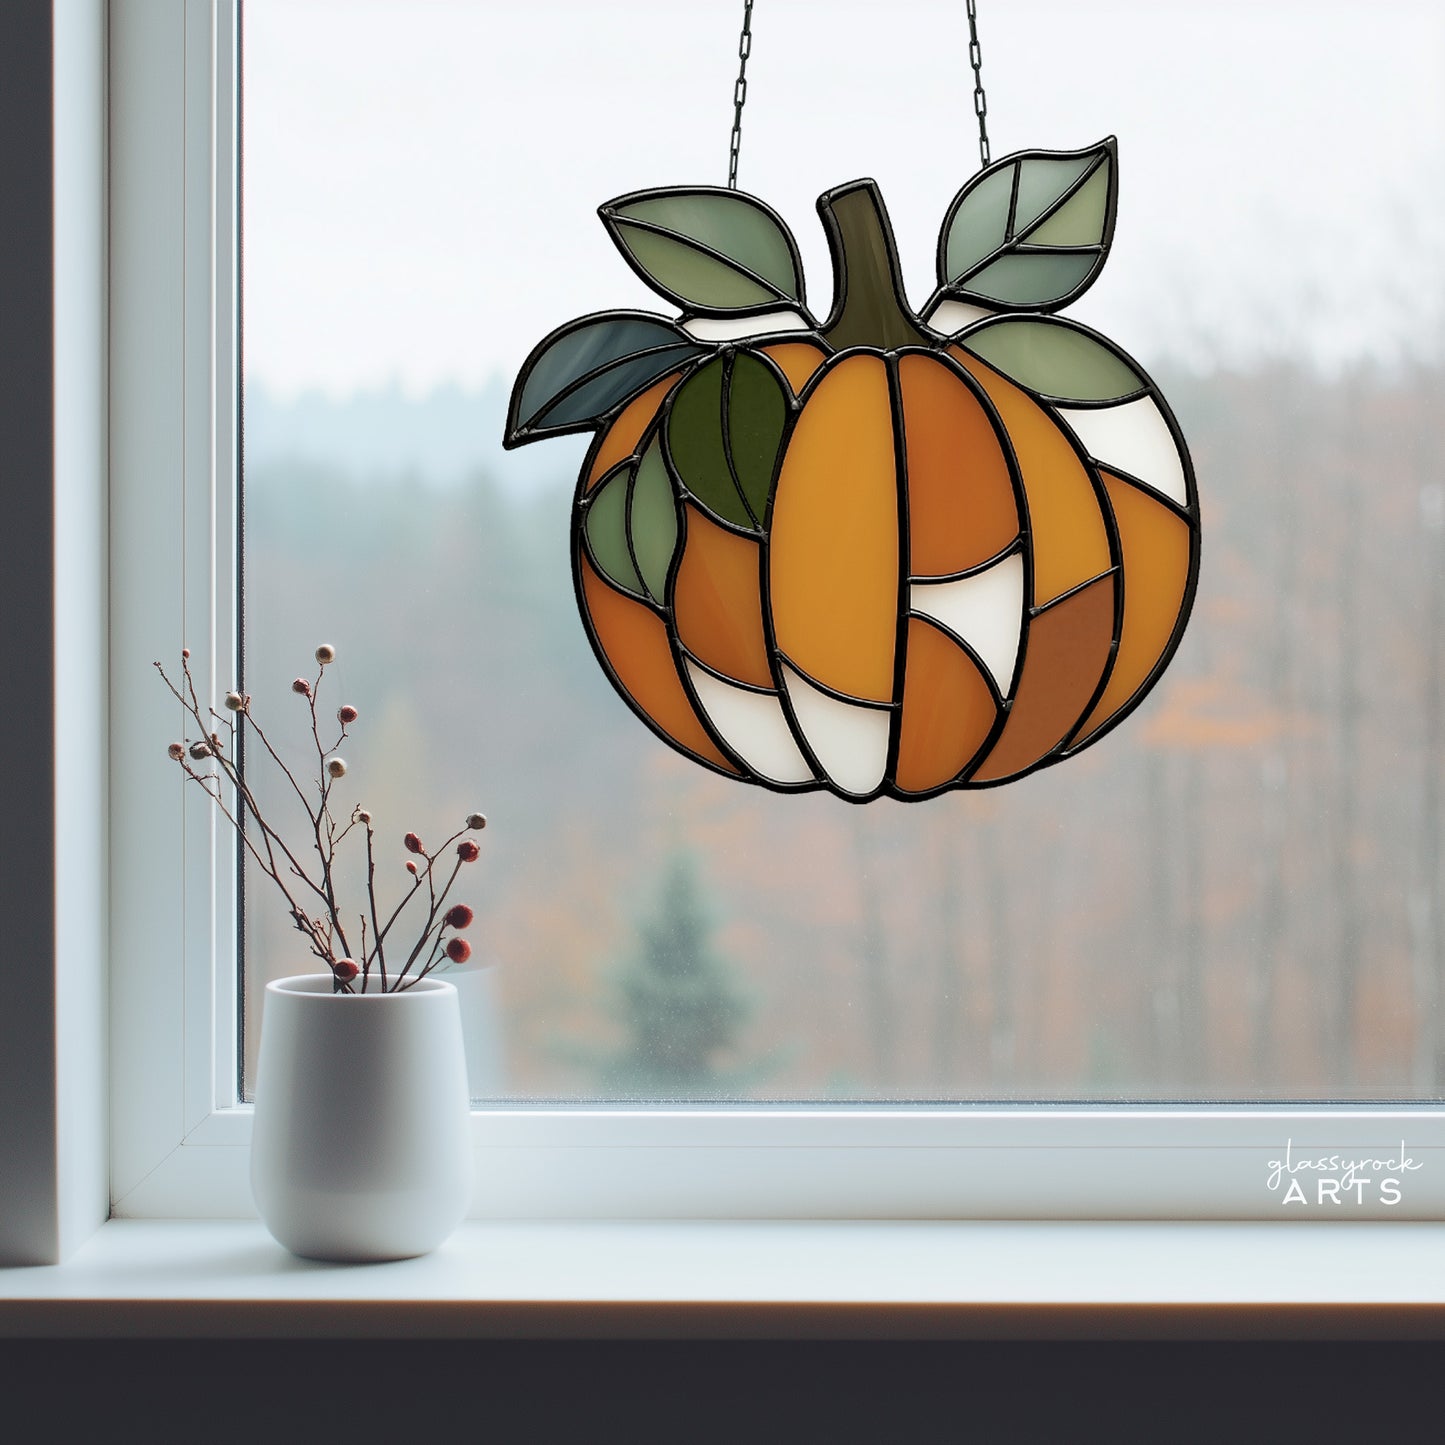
<box><xmin>444</xmin><ymin>904</ymin><xmax>473</xmax><ymax>929</ymax></box>
<box><xmin>333</xmin><ymin>958</ymin><xmax>359</xmax><ymax>982</ymax></box>
<box><xmin>405</xmin><ymin>860</ymin><xmax>419</xmax><ymax>875</ymax></box>
<box><xmin>457</xmin><ymin>840</ymin><xmax>480</xmax><ymax>862</ymax></box>
<box><xmin>403</xmin><ymin>832</ymin><xmax>423</xmax><ymax>854</ymax></box>
<box><xmin>181</xmin><ymin>648</ymin><xmax>191</xmax><ymax>659</ymax></box>
<box><xmin>445</xmin><ymin>937</ymin><xmax>471</xmax><ymax>964</ymax></box>
<box><xmin>338</xmin><ymin>704</ymin><xmax>359</xmax><ymax>725</ymax></box>
<box><xmin>292</xmin><ymin>678</ymin><xmax>312</xmax><ymax>697</ymax></box>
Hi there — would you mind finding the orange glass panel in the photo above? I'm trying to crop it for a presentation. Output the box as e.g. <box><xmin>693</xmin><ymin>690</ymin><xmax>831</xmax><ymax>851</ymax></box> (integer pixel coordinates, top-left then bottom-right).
<box><xmin>586</xmin><ymin>372</ymin><xmax>682</xmax><ymax>489</ymax></box>
<box><xmin>760</xmin><ymin>341</ymin><xmax>828</xmax><ymax>397</ymax></box>
<box><xmin>951</xmin><ymin>348</ymin><xmax>1110</xmax><ymax>606</ymax></box>
<box><xmin>673</xmin><ymin>504</ymin><xmax>773</xmax><ymax>689</ymax></box>
<box><xmin>768</xmin><ymin>355</ymin><xmax>899</xmax><ymax>704</ymax></box>
<box><xmin>895</xmin><ymin>617</ymin><xmax>998</xmax><ymax>794</ymax></box>
<box><xmin>579</xmin><ymin>554</ymin><xmax>738</xmax><ymax>772</ymax></box>
<box><xmin>898</xmin><ymin>353</ymin><xmax>1019</xmax><ymax>577</ymax></box>
<box><xmin>1074</xmin><ymin>471</ymin><xmax>1193</xmax><ymax>742</ymax></box>
<box><xmin>971</xmin><ymin>573</ymin><xmax>1114</xmax><ymax>781</ymax></box>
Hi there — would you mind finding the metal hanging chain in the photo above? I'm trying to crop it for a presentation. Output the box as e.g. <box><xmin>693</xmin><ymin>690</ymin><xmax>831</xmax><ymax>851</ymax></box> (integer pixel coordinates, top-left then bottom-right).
<box><xmin>727</xmin><ymin>0</ymin><xmax>754</xmax><ymax>190</ymax></box>
<box><xmin>966</xmin><ymin>0</ymin><xmax>990</xmax><ymax>168</ymax></box>
<box><xmin>728</xmin><ymin>1</ymin><xmax>987</xmax><ymax>182</ymax></box>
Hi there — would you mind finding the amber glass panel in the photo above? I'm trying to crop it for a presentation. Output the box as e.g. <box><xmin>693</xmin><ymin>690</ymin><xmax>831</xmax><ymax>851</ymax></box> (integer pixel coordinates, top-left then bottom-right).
<box><xmin>579</xmin><ymin>554</ymin><xmax>738</xmax><ymax>772</ymax></box>
<box><xmin>1075</xmin><ymin>471</ymin><xmax>1193</xmax><ymax>741</ymax></box>
<box><xmin>673</xmin><ymin>504</ymin><xmax>773</xmax><ymax>689</ymax></box>
<box><xmin>768</xmin><ymin>356</ymin><xmax>899</xmax><ymax>703</ymax></box>
<box><xmin>760</xmin><ymin>341</ymin><xmax>828</xmax><ymax>397</ymax></box>
<box><xmin>587</xmin><ymin>373</ymin><xmax>681</xmax><ymax>489</ymax></box>
<box><xmin>972</xmin><ymin>573</ymin><xmax>1114</xmax><ymax>780</ymax></box>
<box><xmin>899</xmin><ymin>354</ymin><xmax>1019</xmax><ymax>577</ymax></box>
<box><xmin>952</xmin><ymin>348</ymin><xmax>1110</xmax><ymax>606</ymax></box>
<box><xmin>895</xmin><ymin>617</ymin><xmax>998</xmax><ymax>794</ymax></box>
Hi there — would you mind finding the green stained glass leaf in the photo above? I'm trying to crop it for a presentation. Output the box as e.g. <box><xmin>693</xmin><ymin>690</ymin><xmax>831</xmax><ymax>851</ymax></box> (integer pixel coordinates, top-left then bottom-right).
<box><xmin>961</xmin><ymin>317</ymin><xmax>1142</xmax><ymax>401</ymax></box>
<box><xmin>630</xmin><ymin>437</ymin><xmax>678</xmax><ymax>601</ymax></box>
<box><xmin>938</xmin><ymin>140</ymin><xmax>1116</xmax><ymax>312</ymax></box>
<box><xmin>1025</xmin><ymin>163</ymin><xmax>1111</xmax><ymax>246</ymax></box>
<box><xmin>611</xmin><ymin>225</ymin><xmax>778</xmax><ymax>310</ymax></box>
<box><xmin>601</xmin><ymin>187</ymin><xmax>805</xmax><ymax>315</ymax></box>
<box><xmin>963</xmin><ymin>251</ymin><xmax>1101</xmax><ymax>307</ymax></box>
<box><xmin>585</xmin><ymin>440</ymin><xmax>680</xmax><ymax>603</ymax></box>
<box><xmin>506</xmin><ymin>312</ymin><xmax>706</xmax><ymax>445</ymax></box>
<box><xmin>941</xmin><ymin>161</ymin><xmax>1015</xmax><ymax>285</ymax></box>
<box><xmin>726</xmin><ymin>352</ymin><xmax>787</xmax><ymax>521</ymax></box>
<box><xmin>1012</xmin><ymin>153</ymin><xmax>1099</xmax><ymax>234</ymax></box>
<box><xmin>667</xmin><ymin>352</ymin><xmax>787</xmax><ymax>531</ymax></box>
<box><xmin>584</xmin><ymin>468</ymin><xmax>644</xmax><ymax>595</ymax></box>
<box><xmin>668</xmin><ymin>359</ymin><xmax>739</xmax><ymax>525</ymax></box>
<box><xmin>538</xmin><ymin>345</ymin><xmax>698</xmax><ymax>430</ymax></box>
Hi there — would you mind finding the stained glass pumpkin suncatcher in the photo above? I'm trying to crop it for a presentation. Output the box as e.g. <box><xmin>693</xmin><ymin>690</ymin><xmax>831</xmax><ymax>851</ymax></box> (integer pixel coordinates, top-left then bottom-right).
<box><xmin>504</xmin><ymin>140</ymin><xmax>1200</xmax><ymax>802</ymax></box>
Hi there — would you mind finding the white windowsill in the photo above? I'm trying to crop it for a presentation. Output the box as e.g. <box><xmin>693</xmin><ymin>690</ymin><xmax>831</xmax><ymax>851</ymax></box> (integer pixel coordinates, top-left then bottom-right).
<box><xmin>4</xmin><ymin>1219</ymin><xmax>1445</xmax><ymax>1339</ymax></box>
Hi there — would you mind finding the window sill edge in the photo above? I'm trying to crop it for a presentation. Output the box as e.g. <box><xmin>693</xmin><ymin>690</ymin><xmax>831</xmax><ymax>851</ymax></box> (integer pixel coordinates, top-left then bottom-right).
<box><xmin>4</xmin><ymin>1217</ymin><xmax>1445</xmax><ymax>1339</ymax></box>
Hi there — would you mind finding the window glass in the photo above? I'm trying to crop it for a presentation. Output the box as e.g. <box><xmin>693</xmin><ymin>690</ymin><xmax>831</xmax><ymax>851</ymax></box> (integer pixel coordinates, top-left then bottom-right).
<box><xmin>241</xmin><ymin>0</ymin><xmax>1445</xmax><ymax>1101</ymax></box>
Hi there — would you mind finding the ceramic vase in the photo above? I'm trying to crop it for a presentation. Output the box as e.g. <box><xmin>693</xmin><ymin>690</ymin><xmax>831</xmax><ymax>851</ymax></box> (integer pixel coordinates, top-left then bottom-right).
<box><xmin>250</xmin><ymin>973</ymin><xmax>473</xmax><ymax>1261</ymax></box>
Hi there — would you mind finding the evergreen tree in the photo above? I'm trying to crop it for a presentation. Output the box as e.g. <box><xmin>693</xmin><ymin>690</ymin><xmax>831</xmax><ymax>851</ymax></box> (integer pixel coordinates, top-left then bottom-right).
<box><xmin>596</xmin><ymin>852</ymin><xmax>751</xmax><ymax>1098</ymax></box>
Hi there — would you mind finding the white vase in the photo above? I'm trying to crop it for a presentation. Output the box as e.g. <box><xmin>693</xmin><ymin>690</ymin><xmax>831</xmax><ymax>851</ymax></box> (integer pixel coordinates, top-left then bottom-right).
<box><xmin>250</xmin><ymin>973</ymin><xmax>473</xmax><ymax>1262</ymax></box>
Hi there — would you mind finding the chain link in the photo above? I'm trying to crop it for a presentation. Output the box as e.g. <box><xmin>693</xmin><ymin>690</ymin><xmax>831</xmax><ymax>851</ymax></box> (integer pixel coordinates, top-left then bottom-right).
<box><xmin>966</xmin><ymin>0</ymin><xmax>990</xmax><ymax>168</ymax></box>
<box><xmin>727</xmin><ymin>0</ymin><xmax>755</xmax><ymax>189</ymax></box>
<box><xmin>728</xmin><ymin>1</ymin><xmax>985</xmax><ymax>182</ymax></box>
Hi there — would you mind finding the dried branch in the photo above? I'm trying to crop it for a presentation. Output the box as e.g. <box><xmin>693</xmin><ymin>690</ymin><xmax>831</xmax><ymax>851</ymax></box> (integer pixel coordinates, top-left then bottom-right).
<box><xmin>156</xmin><ymin>646</ymin><xmax>486</xmax><ymax>992</ymax></box>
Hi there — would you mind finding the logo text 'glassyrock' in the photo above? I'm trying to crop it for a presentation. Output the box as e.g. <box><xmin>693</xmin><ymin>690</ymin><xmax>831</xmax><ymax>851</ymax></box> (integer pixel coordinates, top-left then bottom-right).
<box><xmin>1264</xmin><ymin>1140</ymin><xmax>1422</xmax><ymax>1206</ymax></box>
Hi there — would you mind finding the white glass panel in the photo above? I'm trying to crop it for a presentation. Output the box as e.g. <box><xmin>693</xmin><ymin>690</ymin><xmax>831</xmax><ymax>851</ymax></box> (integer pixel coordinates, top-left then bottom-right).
<box><xmin>686</xmin><ymin>661</ymin><xmax>816</xmax><ymax>784</ymax></box>
<box><xmin>683</xmin><ymin>311</ymin><xmax>811</xmax><ymax>341</ymax></box>
<box><xmin>1056</xmin><ymin>397</ymin><xmax>1188</xmax><ymax>508</ymax></box>
<box><xmin>910</xmin><ymin>553</ymin><xmax>1024</xmax><ymax>693</ymax></box>
<box><xmin>780</xmin><ymin>665</ymin><xmax>890</xmax><ymax>796</ymax></box>
<box><xmin>926</xmin><ymin>298</ymin><xmax>995</xmax><ymax>336</ymax></box>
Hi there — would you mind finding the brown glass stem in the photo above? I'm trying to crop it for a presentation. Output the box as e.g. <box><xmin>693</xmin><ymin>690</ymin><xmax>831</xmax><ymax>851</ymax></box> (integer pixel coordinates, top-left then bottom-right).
<box><xmin>818</xmin><ymin>180</ymin><xmax>931</xmax><ymax>351</ymax></box>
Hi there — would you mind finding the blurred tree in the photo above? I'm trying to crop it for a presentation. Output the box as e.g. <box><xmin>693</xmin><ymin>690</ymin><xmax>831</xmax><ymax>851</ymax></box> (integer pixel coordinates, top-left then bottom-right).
<box><xmin>244</xmin><ymin>358</ymin><xmax>1445</xmax><ymax>1102</ymax></box>
<box><xmin>593</xmin><ymin>852</ymin><xmax>753</xmax><ymax>1098</ymax></box>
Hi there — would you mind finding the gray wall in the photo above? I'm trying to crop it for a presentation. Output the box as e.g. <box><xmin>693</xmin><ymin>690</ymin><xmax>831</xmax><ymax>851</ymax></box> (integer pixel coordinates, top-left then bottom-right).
<box><xmin>0</xmin><ymin>0</ymin><xmax>61</xmax><ymax>1267</ymax></box>
<box><xmin>0</xmin><ymin>0</ymin><xmax>108</xmax><ymax>1267</ymax></box>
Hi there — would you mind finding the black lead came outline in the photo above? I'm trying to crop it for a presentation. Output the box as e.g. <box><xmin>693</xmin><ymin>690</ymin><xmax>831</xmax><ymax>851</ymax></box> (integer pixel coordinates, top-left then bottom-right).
<box><xmin>508</xmin><ymin>154</ymin><xmax>1200</xmax><ymax>804</ymax></box>
<box><xmin>599</xmin><ymin>184</ymin><xmax>814</xmax><ymax>322</ymax></box>
<box><xmin>930</xmin><ymin>137</ymin><xmax>1120</xmax><ymax>318</ymax></box>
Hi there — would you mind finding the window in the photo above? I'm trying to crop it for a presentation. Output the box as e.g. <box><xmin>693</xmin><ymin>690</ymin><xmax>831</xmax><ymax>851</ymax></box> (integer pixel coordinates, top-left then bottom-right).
<box><xmin>109</xmin><ymin>0</ymin><xmax>1445</xmax><ymax>1222</ymax></box>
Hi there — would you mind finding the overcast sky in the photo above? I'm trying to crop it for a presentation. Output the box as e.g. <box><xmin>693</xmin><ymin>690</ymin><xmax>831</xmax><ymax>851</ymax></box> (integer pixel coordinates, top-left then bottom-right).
<box><xmin>242</xmin><ymin>0</ymin><xmax>1445</xmax><ymax>400</ymax></box>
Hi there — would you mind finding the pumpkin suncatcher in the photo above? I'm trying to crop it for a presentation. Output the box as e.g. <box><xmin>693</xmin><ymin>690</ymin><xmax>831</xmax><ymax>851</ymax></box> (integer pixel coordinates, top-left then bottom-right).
<box><xmin>503</xmin><ymin>142</ymin><xmax>1199</xmax><ymax>802</ymax></box>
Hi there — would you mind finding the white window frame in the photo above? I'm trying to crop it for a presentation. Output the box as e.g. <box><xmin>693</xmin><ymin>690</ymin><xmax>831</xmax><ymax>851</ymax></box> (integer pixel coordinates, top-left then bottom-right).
<box><xmin>105</xmin><ymin>0</ymin><xmax>1445</xmax><ymax>1226</ymax></box>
